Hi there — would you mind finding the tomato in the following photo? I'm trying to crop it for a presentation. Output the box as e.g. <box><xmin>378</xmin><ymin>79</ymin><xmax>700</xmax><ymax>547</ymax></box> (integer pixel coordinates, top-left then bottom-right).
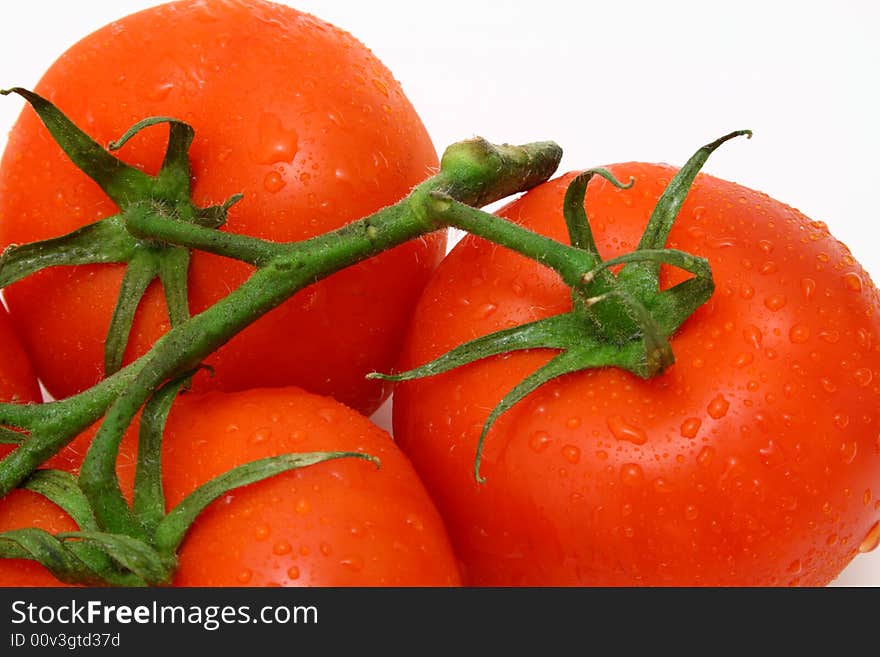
<box><xmin>0</xmin><ymin>0</ymin><xmax>444</xmax><ymax>414</ymax></box>
<box><xmin>0</xmin><ymin>387</ymin><xmax>461</xmax><ymax>587</ymax></box>
<box><xmin>392</xmin><ymin>163</ymin><xmax>880</xmax><ymax>586</ymax></box>
<box><xmin>0</xmin><ymin>304</ymin><xmax>39</xmax><ymax>405</ymax></box>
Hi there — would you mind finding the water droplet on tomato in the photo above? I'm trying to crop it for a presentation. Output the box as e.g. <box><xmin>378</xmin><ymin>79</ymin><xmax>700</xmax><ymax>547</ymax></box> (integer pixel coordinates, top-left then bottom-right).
<box><xmin>405</xmin><ymin>514</ymin><xmax>425</xmax><ymax>531</ymax></box>
<box><xmin>734</xmin><ymin>352</ymin><xmax>754</xmax><ymax>368</ymax></box>
<box><xmin>706</xmin><ymin>235</ymin><xmax>738</xmax><ymax>249</ymax></box>
<box><xmin>840</xmin><ymin>441</ymin><xmax>858</xmax><ymax>464</ymax></box>
<box><xmin>743</xmin><ymin>325</ymin><xmax>763</xmax><ymax>348</ymax></box>
<box><xmin>287</xmin><ymin>566</ymin><xmax>301</xmax><ymax>581</ymax></box>
<box><xmin>144</xmin><ymin>81</ymin><xmax>174</xmax><ymax>102</ymax></box>
<box><xmin>760</xmin><ymin>261</ymin><xmax>778</xmax><ymax>275</ymax></box>
<box><xmin>687</xmin><ymin>225</ymin><xmax>705</xmax><ymax>240</ymax></box>
<box><xmin>263</xmin><ymin>170</ymin><xmax>286</xmax><ymax>193</ymax></box>
<box><xmin>619</xmin><ymin>463</ymin><xmax>644</xmax><ymax>486</ymax></box>
<box><xmin>854</xmin><ymin>368</ymin><xmax>873</xmax><ymax>387</ymax></box>
<box><xmin>561</xmin><ymin>444</ymin><xmax>581</xmax><ymax>464</ymax></box>
<box><xmin>833</xmin><ymin>413</ymin><xmax>850</xmax><ymax>430</ymax></box>
<box><xmin>477</xmin><ymin>303</ymin><xmax>497</xmax><ymax>319</ymax></box>
<box><xmin>696</xmin><ymin>446</ymin><xmax>715</xmax><ymax>467</ymax></box>
<box><xmin>255</xmin><ymin>113</ymin><xmax>299</xmax><ymax>164</ymax></box>
<box><xmin>759</xmin><ymin>439</ymin><xmax>782</xmax><ymax>466</ymax></box>
<box><xmin>789</xmin><ymin>324</ymin><xmax>810</xmax><ymax>344</ymax></box>
<box><xmin>801</xmin><ymin>278</ymin><xmax>816</xmax><ymax>300</ymax></box>
<box><xmin>371</xmin><ymin>77</ymin><xmax>390</xmax><ymax>97</ymax></box>
<box><xmin>254</xmin><ymin>524</ymin><xmax>270</xmax><ymax>541</ymax></box>
<box><xmin>757</xmin><ymin>239</ymin><xmax>774</xmax><ymax>254</ymax></box>
<box><xmin>340</xmin><ymin>555</ymin><xmax>364</xmax><ymax>572</ymax></box>
<box><xmin>860</xmin><ymin>522</ymin><xmax>880</xmax><ymax>553</ymax></box>
<box><xmin>818</xmin><ymin>329</ymin><xmax>840</xmax><ymax>344</ymax></box>
<box><xmin>786</xmin><ymin>559</ymin><xmax>802</xmax><ymax>574</ymax></box>
<box><xmin>842</xmin><ymin>272</ymin><xmax>863</xmax><ymax>292</ymax></box>
<box><xmin>820</xmin><ymin>378</ymin><xmax>837</xmax><ymax>394</ymax></box>
<box><xmin>566</xmin><ymin>417</ymin><xmax>582</xmax><ymax>430</ymax></box>
<box><xmin>684</xmin><ymin>505</ymin><xmax>699</xmax><ymax>520</ymax></box>
<box><xmin>273</xmin><ymin>540</ymin><xmax>292</xmax><ymax>556</ymax></box>
<box><xmin>237</xmin><ymin>569</ymin><xmax>253</xmax><ymax>584</ymax></box>
<box><xmin>706</xmin><ymin>394</ymin><xmax>730</xmax><ymax>419</ymax></box>
<box><xmin>320</xmin><ymin>542</ymin><xmax>333</xmax><ymax>556</ymax></box>
<box><xmin>250</xmin><ymin>427</ymin><xmax>271</xmax><ymax>445</ymax></box>
<box><xmin>607</xmin><ymin>416</ymin><xmax>647</xmax><ymax>445</ymax></box>
<box><xmin>764</xmin><ymin>294</ymin><xmax>787</xmax><ymax>311</ymax></box>
<box><xmin>652</xmin><ymin>477</ymin><xmax>673</xmax><ymax>493</ymax></box>
<box><xmin>528</xmin><ymin>431</ymin><xmax>552</xmax><ymax>453</ymax></box>
<box><xmin>680</xmin><ymin>417</ymin><xmax>701</xmax><ymax>439</ymax></box>
<box><xmin>295</xmin><ymin>498</ymin><xmax>311</xmax><ymax>515</ymax></box>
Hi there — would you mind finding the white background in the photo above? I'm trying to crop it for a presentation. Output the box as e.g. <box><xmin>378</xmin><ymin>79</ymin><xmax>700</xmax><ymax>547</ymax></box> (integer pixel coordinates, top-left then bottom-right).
<box><xmin>0</xmin><ymin>0</ymin><xmax>878</xmax><ymax>586</ymax></box>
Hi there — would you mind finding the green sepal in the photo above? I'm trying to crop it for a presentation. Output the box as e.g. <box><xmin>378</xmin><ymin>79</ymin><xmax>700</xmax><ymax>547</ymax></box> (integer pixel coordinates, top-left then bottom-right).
<box><xmin>57</xmin><ymin>531</ymin><xmax>173</xmax><ymax>585</ymax></box>
<box><xmin>368</xmin><ymin>313</ymin><xmax>584</xmax><ymax>382</ymax></box>
<box><xmin>195</xmin><ymin>193</ymin><xmax>244</xmax><ymax>229</ymax></box>
<box><xmin>0</xmin><ymin>216</ymin><xmax>137</xmax><ymax>288</ymax></box>
<box><xmin>632</xmin><ymin>130</ymin><xmax>752</xmax><ymax>266</ymax></box>
<box><xmin>0</xmin><ymin>88</ymin><xmax>153</xmax><ymax>208</ymax></box>
<box><xmin>0</xmin><ymin>528</ymin><xmax>106</xmax><ymax>585</ymax></box>
<box><xmin>472</xmin><ymin>348</ymin><xmax>592</xmax><ymax>483</ymax></box>
<box><xmin>104</xmin><ymin>250</ymin><xmax>161</xmax><ymax>376</ymax></box>
<box><xmin>563</xmin><ymin>167</ymin><xmax>633</xmax><ymax>255</ymax></box>
<box><xmin>132</xmin><ymin>376</ymin><xmax>190</xmax><ymax>536</ymax></box>
<box><xmin>0</xmin><ymin>90</ymin><xmax>214</xmax><ymax>380</ymax></box>
<box><xmin>18</xmin><ymin>469</ymin><xmax>142</xmax><ymax>583</ymax></box>
<box><xmin>21</xmin><ymin>469</ymin><xmax>99</xmax><ymax>532</ymax></box>
<box><xmin>154</xmin><ymin>451</ymin><xmax>379</xmax><ymax>555</ymax></box>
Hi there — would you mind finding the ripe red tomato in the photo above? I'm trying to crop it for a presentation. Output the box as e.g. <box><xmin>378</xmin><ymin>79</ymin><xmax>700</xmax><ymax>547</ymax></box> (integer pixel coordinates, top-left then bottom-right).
<box><xmin>0</xmin><ymin>0</ymin><xmax>444</xmax><ymax>414</ymax></box>
<box><xmin>393</xmin><ymin>163</ymin><xmax>880</xmax><ymax>586</ymax></box>
<box><xmin>0</xmin><ymin>387</ymin><xmax>462</xmax><ymax>586</ymax></box>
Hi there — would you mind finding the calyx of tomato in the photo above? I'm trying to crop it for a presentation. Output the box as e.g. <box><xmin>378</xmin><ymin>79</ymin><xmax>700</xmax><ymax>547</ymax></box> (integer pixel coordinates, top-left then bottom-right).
<box><xmin>0</xmin><ymin>88</ymin><xmax>244</xmax><ymax>375</ymax></box>
<box><xmin>372</xmin><ymin>130</ymin><xmax>751</xmax><ymax>482</ymax></box>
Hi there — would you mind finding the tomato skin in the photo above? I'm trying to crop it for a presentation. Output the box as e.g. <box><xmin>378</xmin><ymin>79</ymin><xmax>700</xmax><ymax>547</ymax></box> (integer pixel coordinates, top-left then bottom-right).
<box><xmin>393</xmin><ymin>164</ymin><xmax>880</xmax><ymax>586</ymax></box>
<box><xmin>0</xmin><ymin>0</ymin><xmax>444</xmax><ymax>414</ymax></box>
<box><xmin>0</xmin><ymin>388</ymin><xmax>461</xmax><ymax>587</ymax></box>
